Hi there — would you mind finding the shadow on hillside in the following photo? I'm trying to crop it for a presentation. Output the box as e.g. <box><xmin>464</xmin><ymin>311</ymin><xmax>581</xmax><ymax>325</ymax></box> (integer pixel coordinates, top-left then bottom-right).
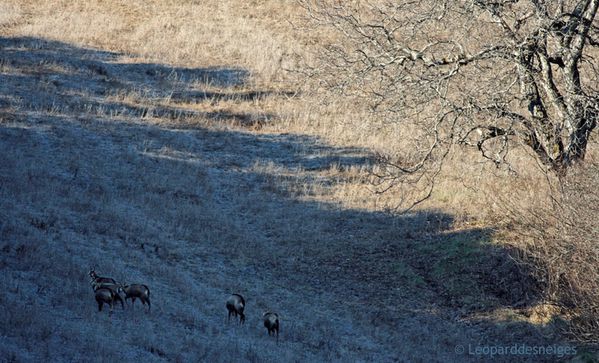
<box><xmin>0</xmin><ymin>36</ymin><xmax>568</xmax><ymax>361</ymax></box>
<box><xmin>0</xmin><ymin>36</ymin><xmax>291</xmax><ymax>127</ymax></box>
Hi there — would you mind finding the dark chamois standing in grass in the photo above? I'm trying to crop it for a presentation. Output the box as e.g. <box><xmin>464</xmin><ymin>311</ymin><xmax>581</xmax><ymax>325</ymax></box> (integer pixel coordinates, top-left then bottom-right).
<box><xmin>121</xmin><ymin>284</ymin><xmax>151</xmax><ymax>311</ymax></box>
<box><xmin>263</xmin><ymin>312</ymin><xmax>279</xmax><ymax>341</ymax></box>
<box><xmin>95</xmin><ymin>287</ymin><xmax>118</xmax><ymax>314</ymax></box>
<box><xmin>226</xmin><ymin>294</ymin><xmax>245</xmax><ymax>325</ymax></box>
<box><xmin>88</xmin><ymin>268</ymin><xmax>124</xmax><ymax>309</ymax></box>
<box><xmin>93</xmin><ymin>282</ymin><xmax>125</xmax><ymax>309</ymax></box>
<box><xmin>89</xmin><ymin>267</ymin><xmax>116</xmax><ymax>285</ymax></box>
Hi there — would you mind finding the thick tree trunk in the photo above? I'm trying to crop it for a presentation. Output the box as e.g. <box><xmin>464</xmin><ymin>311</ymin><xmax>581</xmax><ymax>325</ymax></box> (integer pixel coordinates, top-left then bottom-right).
<box><xmin>515</xmin><ymin>0</ymin><xmax>599</xmax><ymax>173</ymax></box>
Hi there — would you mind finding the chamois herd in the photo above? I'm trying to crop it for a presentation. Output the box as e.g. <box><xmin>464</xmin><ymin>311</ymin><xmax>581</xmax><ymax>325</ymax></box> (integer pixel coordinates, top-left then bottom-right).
<box><xmin>89</xmin><ymin>268</ymin><xmax>280</xmax><ymax>340</ymax></box>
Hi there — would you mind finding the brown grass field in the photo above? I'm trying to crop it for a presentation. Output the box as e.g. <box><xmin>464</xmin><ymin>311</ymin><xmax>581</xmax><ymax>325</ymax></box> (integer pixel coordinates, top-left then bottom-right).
<box><xmin>0</xmin><ymin>1</ymin><xmax>596</xmax><ymax>362</ymax></box>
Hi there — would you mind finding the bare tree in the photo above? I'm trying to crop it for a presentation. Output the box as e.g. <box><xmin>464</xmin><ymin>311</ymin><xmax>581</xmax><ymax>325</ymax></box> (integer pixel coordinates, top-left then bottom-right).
<box><xmin>298</xmin><ymin>0</ymin><xmax>599</xmax><ymax>337</ymax></box>
<box><xmin>300</xmin><ymin>0</ymin><xmax>599</xmax><ymax>189</ymax></box>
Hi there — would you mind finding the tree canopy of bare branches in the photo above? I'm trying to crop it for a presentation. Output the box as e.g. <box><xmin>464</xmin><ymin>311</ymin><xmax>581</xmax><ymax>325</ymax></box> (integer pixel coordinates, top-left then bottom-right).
<box><xmin>301</xmin><ymin>0</ymin><xmax>599</xmax><ymax>183</ymax></box>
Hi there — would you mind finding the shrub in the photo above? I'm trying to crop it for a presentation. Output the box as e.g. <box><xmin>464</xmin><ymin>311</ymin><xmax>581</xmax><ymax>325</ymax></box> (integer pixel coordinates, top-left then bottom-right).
<box><xmin>509</xmin><ymin>162</ymin><xmax>599</xmax><ymax>342</ymax></box>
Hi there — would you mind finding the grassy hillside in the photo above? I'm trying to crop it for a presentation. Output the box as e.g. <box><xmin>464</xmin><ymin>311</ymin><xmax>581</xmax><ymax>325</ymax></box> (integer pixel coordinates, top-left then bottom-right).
<box><xmin>0</xmin><ymin>1</ymin><xmax>593</xmax><ymax>362</ymax></box>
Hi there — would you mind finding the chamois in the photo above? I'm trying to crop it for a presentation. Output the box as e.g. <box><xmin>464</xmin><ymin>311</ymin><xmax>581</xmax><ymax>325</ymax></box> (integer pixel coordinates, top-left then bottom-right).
<box><xmin>263</xmin><ymin>312</ymin><xmax>279</xmax><ymax>340</ymax></box>
<box><xmin>121</xmin><ymin>284</ymin><xmax>151</xmax><ymax>311</ymax></box>
<box><xmin>93</xmin><ymin>282</ymin><xmax>125</xmax><ymax>309</ymax></box>
<box><xmin>88</xmin><ymin>268</ymin><xmax>124</xmax><ymax>309</ymax></box>
<box><xmin>226</xmin><ymin>294</ymin><xmax>245</xmax><ymax>325</ymax></box>
<box><xmin>95</xmin><ymin>287</ymin><xmax>117</xmax><ymax>313</ymax></box>
<box><xmin>89</xmin><ymin>268</ymin><xmax>116</xmax><ymax>285</ymax></box>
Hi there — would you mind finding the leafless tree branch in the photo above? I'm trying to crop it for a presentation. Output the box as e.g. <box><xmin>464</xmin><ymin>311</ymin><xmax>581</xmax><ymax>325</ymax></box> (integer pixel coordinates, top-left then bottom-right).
<box><xmin>299</xmin><ymin>0</ymin><xmax>598</xmax><ymax>190</ymax></box>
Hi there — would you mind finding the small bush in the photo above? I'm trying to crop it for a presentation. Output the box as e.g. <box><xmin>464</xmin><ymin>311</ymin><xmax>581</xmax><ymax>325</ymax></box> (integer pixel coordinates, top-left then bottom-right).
<box><xmin>508</xmin><ymin>162</ymin><xmax>599</xmax><ymax>342</ymax></box>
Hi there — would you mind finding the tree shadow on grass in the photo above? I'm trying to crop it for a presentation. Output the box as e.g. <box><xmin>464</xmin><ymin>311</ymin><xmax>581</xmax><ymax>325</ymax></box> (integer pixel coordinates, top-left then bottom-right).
<box><xmin>0</xmin><ymin>36</ymin><xmax>578</xmax><ymax>362</ymax></box>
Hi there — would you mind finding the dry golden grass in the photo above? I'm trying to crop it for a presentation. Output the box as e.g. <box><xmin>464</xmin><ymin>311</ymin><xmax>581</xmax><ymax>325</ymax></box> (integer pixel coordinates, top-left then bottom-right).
<box><xmin>4</xmin><ymin>0</ymin><xmax>301</xmax><ymax>84</ymax></box>
<box><xmin>2</xmin><ymin>0</ymin><xmax>555</xmax><ymax>219</ymax></box>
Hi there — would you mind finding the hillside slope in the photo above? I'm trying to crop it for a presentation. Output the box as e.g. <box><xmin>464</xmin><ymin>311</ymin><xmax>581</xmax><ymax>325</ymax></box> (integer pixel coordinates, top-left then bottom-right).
<box><xmin>0</xmin><ymin>1</ymin><xmax>580</xmax><ymax>362</ymax></box>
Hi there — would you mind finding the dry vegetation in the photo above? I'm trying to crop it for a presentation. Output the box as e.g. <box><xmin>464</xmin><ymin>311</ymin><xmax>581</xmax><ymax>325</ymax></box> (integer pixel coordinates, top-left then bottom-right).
<box><xmin>0</xmin><ymin>1</ymin><xmax>597</xmax><ymax>362</ymax></box>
